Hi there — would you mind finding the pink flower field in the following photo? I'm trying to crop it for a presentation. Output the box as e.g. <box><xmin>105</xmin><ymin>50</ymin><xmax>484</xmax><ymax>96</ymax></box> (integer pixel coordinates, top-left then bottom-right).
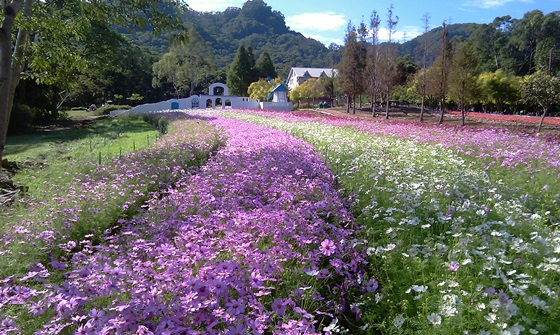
<box><xmin>2</xmin><ymin>109</ymin><xmax>559</xmax><ymax>335</ymax></box>
<box><xmin>0</xmin><ymin>115</ymin><xmax>370</xmax><ymax>334</ymax></box>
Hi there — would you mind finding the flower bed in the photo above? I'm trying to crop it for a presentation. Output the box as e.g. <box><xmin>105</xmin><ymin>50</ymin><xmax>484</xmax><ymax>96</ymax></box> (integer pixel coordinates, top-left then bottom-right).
<box><xmin>0</xmin><ymin>116</ymin><xmax>370</xmax><ymax>334</ymax></box>
<box><xmin>191</xmin><ymin>109</ymin><xmax>560</xmax><ymax>335</ymax></box>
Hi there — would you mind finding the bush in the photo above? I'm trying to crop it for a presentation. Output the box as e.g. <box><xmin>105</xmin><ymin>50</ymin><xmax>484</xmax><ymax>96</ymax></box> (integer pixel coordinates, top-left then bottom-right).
<box><xmin>8</xmin><ymin>104</ymin><xmax>40</xmax><ymax>131</ymax></box>
<box><xmin>95</xmin><ymin>104</ymin><xmax>132</xmax><ymax>115</ymax></box>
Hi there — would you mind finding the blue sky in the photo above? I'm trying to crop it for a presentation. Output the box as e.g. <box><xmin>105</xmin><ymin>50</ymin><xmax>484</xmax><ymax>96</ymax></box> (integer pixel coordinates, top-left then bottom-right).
<box><xmin>185</xmin><ymin>0</ymin><xmax>559</xmax><ymax>45</ymax></box>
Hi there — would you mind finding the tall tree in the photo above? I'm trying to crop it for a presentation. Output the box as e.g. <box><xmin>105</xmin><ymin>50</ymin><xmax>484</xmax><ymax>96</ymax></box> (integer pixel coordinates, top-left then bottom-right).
<box><xmin>338</xmin><ymin>22</ymin><xmax>365</xmax><ymax>114</ymax></box>
<box><xmin>318</xmin><ymin>70</ymin><xmax>337</xmax><ymax>107</ymax></box>
<box><xmin>0</xmin><ymin>0</ymin><xmax>186</xmax><ymax>163</ymax></box>
<box><xmin>227</xmin><ymin>45</ymin><xmax>253</xmax><ymax>96</ymax></box>
<box><xmin>468</xmin><ymin>16</ymin><xmax>511</xmax><ymax>73</ymax></box>
<box><xmin>419</xmin><ymin>13</ymin><xmax>430</xmax><ymax>122</ymax></box>
<box><xmin>449</xmin><ymin>42</ymin><xmax>479</xmax><ymax>126</ymax></box>
<box><xmin>153</xmin><ymin>29</ymin><xmax>216</xmax><ymax>98</ymax></box>
<box><xmin>254</xmin><ymin>51</ymin><xmax>277</xmax><ymax>79</ymax></box>
<box><xmin>380</xmin><ymin>4</ymin><xmax>399</xmax><ymax>119</ymax></box>
<box><xmin>520</xmin><ymin>71</ymin><xmax>560</xmax><ymax>133</ymax></box>
<box><xmin>365</xmin><ymin>10</ymin><xmax>381</xmax><ymax>117</ymax></box>
<box><xmin>437</xmin><ymin>21</ymin><xmax>452</xmax><ymax>124</ymax></box>
<box><xmin>246</xmin><ymin>46</ymin><xmax>258</xmax><ymax>82</ymax></box>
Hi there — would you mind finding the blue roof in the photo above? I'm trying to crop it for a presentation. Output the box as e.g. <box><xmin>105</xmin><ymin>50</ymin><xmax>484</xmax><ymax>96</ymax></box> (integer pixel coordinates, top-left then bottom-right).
<box><xmin>270</xmin><ymin>83</ymin><xmax>289</xmax><ymax>93</ymax></box>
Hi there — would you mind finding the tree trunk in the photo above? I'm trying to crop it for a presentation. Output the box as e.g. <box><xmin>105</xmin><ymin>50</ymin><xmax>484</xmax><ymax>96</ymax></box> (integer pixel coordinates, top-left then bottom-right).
<box><xmin>385</xmin><ymin>87</ymin><xmax>390</xmax><ymax>119</ymax></box>
<box><xmin>352</xmin><ymin>95</ymin><xmax>356</xmax><ymax>114</ymax></box>
<box><xmin>438</xmin><ymin>97</ymin><xmax>445</xmax><ymax>124</ymax></box>
<box><xmin>346</xmin><ymin>95</ymin><xmax>350</xmax><ymax>113</ymax></box>
<box><xmin>537</xmin><ymin>106</ymin><xmax>550</xmax><ymax>133</ymax></box>
<box><xmin>420</xmin><ymin>96</ymin><xmax>425</xmax><ymax>122</ymax></box>
<box><xmin>0</xmin><ymin>0</ymin><xmax>25</xmax><ymax>163</ymax></box>
<box><xmin>371</xmin><ymin>95</ymin><xmax>376</xmax><ymax>117</ymax></box>
<box><xmin>6</xmin><ymin>0</ymin><xmax>33</xmax><ymax>128</ymax></box>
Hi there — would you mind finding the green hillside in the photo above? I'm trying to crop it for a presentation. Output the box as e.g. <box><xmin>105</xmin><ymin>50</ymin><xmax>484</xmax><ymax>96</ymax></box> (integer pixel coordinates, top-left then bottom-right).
<box><xmin>122</xmin><ymin>0</ymin><xmax>341</xmax><ymax>77</ymax></box>
<box><xmin>399</xmin><ymin>23</ymin><xmax>476</xmax><ymax>65</ymax></box>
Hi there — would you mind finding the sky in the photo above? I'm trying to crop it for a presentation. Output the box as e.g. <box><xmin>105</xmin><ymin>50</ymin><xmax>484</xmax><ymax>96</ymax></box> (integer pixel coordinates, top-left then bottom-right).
<box><xmin>184</xmin><ymin>0</ymin><xmax>559</xmax><ymax>45</ymax></box>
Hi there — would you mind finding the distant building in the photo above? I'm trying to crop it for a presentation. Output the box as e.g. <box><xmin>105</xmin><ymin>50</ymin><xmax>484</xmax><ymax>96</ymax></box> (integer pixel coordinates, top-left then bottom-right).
<box><xmin>286</xmin><ymin>67</ymin><xmax>338</xmax><ymax>90</ymax></box>
<box><xmin>118</xmin><ymin>82</ymin><xmax>292</xmax><ymax>115</ymax></box>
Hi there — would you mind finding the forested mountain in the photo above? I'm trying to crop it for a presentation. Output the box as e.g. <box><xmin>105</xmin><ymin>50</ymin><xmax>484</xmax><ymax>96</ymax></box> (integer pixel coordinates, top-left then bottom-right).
<box><xmin>122</xmin><ymin>0</ymin><xmax>340</xmax><ymax>77</ymax></box>
<box><xmin>399</xmin><ymin>23</ymin><xmax>476</xmax><ymax>65</ymax></box>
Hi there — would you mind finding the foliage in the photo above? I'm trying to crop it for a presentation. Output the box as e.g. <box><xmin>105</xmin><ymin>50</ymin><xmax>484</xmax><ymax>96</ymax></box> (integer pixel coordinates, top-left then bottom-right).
<box><xmin>289</xmin><ymin>78</ymin><xmax>322</xmax><ymax>107</ymax></box>
<box><xmin>0</xmin><ymin>0</ymin><xmax>189</xmax><ymax>163</ymax></box>
<box><xmin>247</xmin><ymin>77</ymin><xmax>282</xmax><ymax>101</ymax></box>
<box><xmin>467</xmin><ymin>10</ymin><xmax>560</xmax><ymax>76</ymax></box>
<box><xmin>477</xmin><ymin>69</ymin><xmax>521</xmax><ymax>113</ymax></box>
<box><xmin>96</xmin><ymin>104</ymin><xmax>133</xmax><ymax>115</ymax></box>
<box><xmin>254</xmin><ymin>50</ymin><xmax>278</xmax><ymax>79</ymax></box>
<box><xmin>227</xmin><ymin>45</ymin><xmax>254</xmax><ymax>96</ymax></box>
<box><xmin>520</xmin><ymin>71</ymin><xmax>560</xmax><ymax>132</ymax></box>
<box><xmin>317</xmin><ymin>74</ymin><xmax>338</xmax><ymax>106</ymax></box>
<box><xmin>152</xmin><ymin>28</ymin><xmax>217</xmax><ymax>98</ymax></box>
<box><xmin>123</xmin><ymin>0</ymin><xmax>339</xmax><ymax>77</ymax></box>
<box><xmin>338</xmin><ymin>23</ymin><xmax>366</xmax><ymax>113</ymax></box>
<box><xmin>448</xmin><ymin>42</ymin><xmax>480</xmax><ymax>125</ymax></box>
<box><xmin>7</xmin><ymin>103</ymin><xmax>38</xmax><ymax>130</ymax></box>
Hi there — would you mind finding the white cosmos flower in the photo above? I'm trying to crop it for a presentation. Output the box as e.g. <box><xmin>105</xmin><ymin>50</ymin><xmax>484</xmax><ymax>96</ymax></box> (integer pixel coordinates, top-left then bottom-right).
<box><xmin>393</xmin><ymin>314</ymin><xmax>405</xmax><ymax>328</ymax></box>
<box><xmin>484</xmin><ymin>313</ymin><xmax>497</xmax><ymax>323</ymax></box>
<box><xmin>411</xmin><ymin>285</ymin><xmax>428</xmax><ymax>293</ymax></box>
<box><xmin>427</xmin><ymin>313</ymin><xmax>442</xmax><ymax>325</ymax></box>
<box><xmin>489</xmin><ymin>299</ymin><xmax>501</xmax><ymax>311</ymax></box>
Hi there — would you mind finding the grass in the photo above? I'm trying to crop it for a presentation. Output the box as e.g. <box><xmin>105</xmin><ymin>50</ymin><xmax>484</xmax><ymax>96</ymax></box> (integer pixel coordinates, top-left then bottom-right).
<box><xmin>5</xmin><ymin>115</ymin><xmax>156</xmax><ymax>164</ymax></box>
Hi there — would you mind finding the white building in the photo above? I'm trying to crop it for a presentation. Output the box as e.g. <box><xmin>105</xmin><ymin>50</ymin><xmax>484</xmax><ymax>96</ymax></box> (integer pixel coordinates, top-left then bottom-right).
<box><xmin>121</xmin><ymin>82</ymin><xmax>292</xmax><ymax>115</ymax></box>
<box><xmin>286</xmin><ymin>67</ymin><xmax>337</xmax><ymax>90</ymax></box>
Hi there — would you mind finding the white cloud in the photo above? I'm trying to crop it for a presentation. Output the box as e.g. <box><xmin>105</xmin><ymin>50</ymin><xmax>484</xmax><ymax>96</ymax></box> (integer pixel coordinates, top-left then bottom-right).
<box><xmin>286</xmin><ymin>12</ymin><xmax>347</xmax><ymax>32</ymax></box>
<box><xmin>186</xmin><ymin>0</ymin><xmax>243</xmax><ymax>12</ymax></box>
<box><xmin>376</xmin><ymin>26</ymin><xmax>424</xmax><ymax>42</ymax></box>
<box><xmin>300</xmin><ymin>32</ymin><xmax>344</xmax><ymax>46</ymax></box>
<box><xmin>463</xmin><ymin>0</ymin><xmax>533</xmax><ymax>9</ymax></box>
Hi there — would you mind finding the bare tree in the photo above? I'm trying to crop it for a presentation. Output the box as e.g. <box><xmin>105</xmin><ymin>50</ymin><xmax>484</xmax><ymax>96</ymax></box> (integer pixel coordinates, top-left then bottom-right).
<box><xmin>365</xmin><ymin>10</ymin><xmax>381</xmax><ymax>117</ymax></box>
<box><xmin>437</xmin><ymin>21</ymin><xmax>453</xmax><ymax>124</ymax></box>
<box><xmin>380</xmin><ymin>4</ymin><xmax>399</xmax><ymax>119</ymax></box>
<box><xmin>419</xmin><ymin>13</ymin><xmax>430</xmax><ymax>122</ymax></box>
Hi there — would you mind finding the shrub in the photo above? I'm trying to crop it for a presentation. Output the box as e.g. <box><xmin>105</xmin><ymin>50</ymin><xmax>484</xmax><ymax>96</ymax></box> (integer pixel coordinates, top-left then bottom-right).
<box><xmin>95</xmin><ymin>104</ymin><xmax>132</xmax><ymax>115</ymax></box>
<box><xmin>8</xmin><ymin>103</ymin><xmax>38</xmax><ymax>130</ymax></box>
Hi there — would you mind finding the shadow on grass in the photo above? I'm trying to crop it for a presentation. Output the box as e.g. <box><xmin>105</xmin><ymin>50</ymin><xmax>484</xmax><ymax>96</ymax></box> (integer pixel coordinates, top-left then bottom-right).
<box><xmin>5</xmin><ymin>117</ymin><xmax>157</xmax><ymax>158</ymax></box>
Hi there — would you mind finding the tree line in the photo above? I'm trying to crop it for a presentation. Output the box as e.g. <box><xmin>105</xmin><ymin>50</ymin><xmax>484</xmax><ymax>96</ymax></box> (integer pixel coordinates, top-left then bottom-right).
<box><xmin>334</xmin><ymin>7</ymin><xmax>560</xmax><ymax>132</ymax></box>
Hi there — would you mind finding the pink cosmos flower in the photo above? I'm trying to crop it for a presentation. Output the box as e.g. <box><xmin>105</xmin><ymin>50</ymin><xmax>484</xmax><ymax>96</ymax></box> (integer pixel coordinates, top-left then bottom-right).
<box><xmin>448</xmin><ymin>263</ymin><xmax>460</xmax><ymax>271</ymax></box>
<box><xmin>365</xmin><ymin>279</ymin><xmax>379</xmax><ymax>293</ymax></box>
<box><xmin>226</xmin><ymin>299</ymin><xmax>245</xmax><ymax>316</ymax></box>
<box><xmin>271</xmin><ymin>298</ymin><xmax>289</xmax><ymax>316</ymax></box>
<box><xmin>320</xmin><ymin>239</ymin><xmax>336</xmax><ymax>256</ymax></box>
